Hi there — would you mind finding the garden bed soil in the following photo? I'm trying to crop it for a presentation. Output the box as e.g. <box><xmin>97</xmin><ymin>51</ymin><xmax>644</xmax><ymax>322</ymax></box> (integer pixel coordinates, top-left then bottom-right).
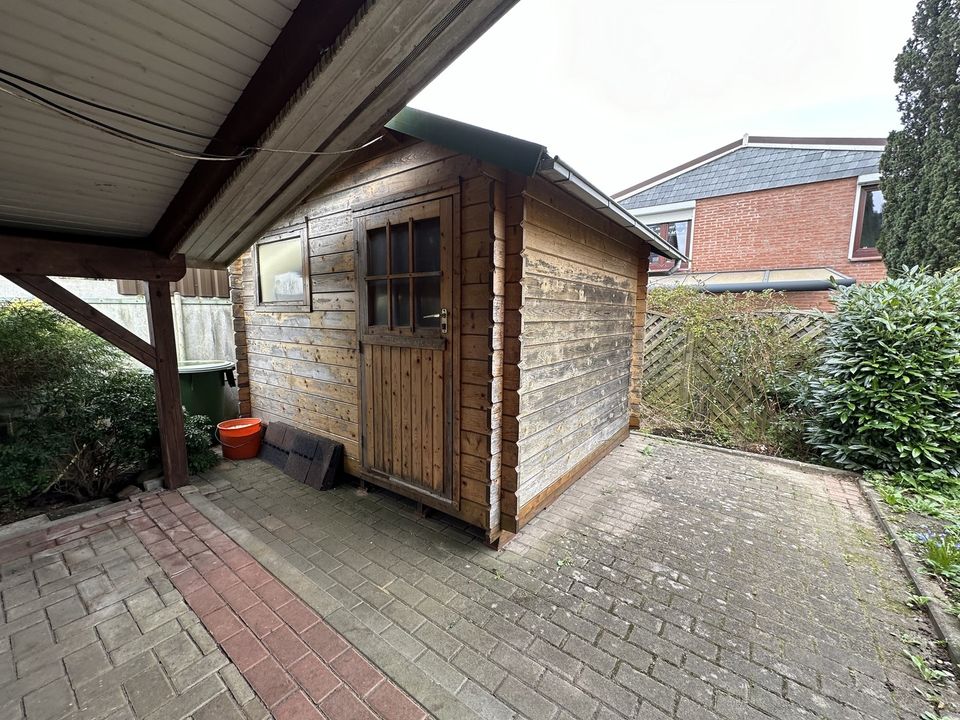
<box><xmin>0</xmin><ymin>495</ymin><xmax>108</xmax><ymax>526</ymax></box>
<box><xmin>647</xmin><ymin>426</ymin><xmax>815</xmax><ymax>463</ymax></box>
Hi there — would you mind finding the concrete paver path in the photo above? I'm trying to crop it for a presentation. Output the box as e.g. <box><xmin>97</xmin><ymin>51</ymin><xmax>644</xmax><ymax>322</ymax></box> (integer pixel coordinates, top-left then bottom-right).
<box><xmin>3</xmin><ymin>433</ymin><xmax>959</xmax><ymax>719</ymax></box>
<box><xmin>187</xmin><ymin>434</ymin><xmax>960</xmax><ymax>719</ymax></box>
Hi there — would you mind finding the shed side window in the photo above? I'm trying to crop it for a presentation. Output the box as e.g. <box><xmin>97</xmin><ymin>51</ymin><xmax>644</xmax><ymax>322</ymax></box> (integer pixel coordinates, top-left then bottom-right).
<box><xmin>254</xmin><ymin>225</ymin><xmax>310</xmax><ymax>310</ymax></box>
<box><xmin>365</xmin><ymin>217</ymin><xmax>442</xmax><ymax>333</ymax></box>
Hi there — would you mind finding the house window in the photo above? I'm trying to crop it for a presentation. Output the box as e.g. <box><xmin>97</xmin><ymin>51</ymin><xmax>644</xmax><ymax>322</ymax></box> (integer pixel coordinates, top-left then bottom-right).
<box><xmin>852</xmin><ymin>184</ymin><xmax>884</xmax><ymax>259</ymax></box>
<box><xmin>647</xmin><ymin>220</ymin><xmax>691</xmax><ymax>272</ymax></box>
<box><xmin>254</xmin><ymin>225</ymin><xmax>310</xmax><ymax>310</ymax></box>
<box><xmin>365</xmin><ymin>217</ymin><xmax>442</xmax><ymax>332</ymax></box>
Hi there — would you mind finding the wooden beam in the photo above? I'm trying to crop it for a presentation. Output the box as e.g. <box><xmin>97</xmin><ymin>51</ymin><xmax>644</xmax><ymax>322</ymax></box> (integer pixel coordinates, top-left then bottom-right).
<box><xmin>149</xmin><ymin>0</ymin><xmax>367</xmax><ymax>257</ymax></box>
<box><xmin>146</xmin><ymin>281</ymin><xmax>188</xmax><ymax>489</ymax></box>
<box><xmin>3</xmin><ymin>274</ymin><xmax>156</xmax><ymax>368</ymax></box>
<box><xmin>0</xmin><ymin>234</ymin><xmax>186</xmax><ymax>282</ymax></box>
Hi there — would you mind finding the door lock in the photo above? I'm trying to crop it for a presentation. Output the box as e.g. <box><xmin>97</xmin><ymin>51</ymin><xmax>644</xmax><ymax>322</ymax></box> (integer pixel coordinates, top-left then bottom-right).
<box><xmin>440</xmin><ymin>308</ymin><xmax>448</xmax><ymax>334</ymax></box>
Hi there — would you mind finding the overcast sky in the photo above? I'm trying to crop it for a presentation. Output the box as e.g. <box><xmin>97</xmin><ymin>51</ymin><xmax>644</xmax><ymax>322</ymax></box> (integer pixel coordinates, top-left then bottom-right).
<box><xmin>412</xmin><ymin>0</ymin><xmax>916</xmax><ymax>195</ymax></box>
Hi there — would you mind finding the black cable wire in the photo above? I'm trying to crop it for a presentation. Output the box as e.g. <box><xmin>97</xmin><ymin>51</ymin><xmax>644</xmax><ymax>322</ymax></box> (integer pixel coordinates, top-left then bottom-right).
<box><xmin>0</xmin><ymin>76</ymin><xmax>250</xmax><ymax>160</ymax></box>
<box><xmin>0</xmin><ymin>69</ymin><xmax>385</xmax><ymax>161</ymax></box>
<box><xmin>0</xmin><ymin>67</ymin><xmax>216</xmax><ymax>141</ymax></box>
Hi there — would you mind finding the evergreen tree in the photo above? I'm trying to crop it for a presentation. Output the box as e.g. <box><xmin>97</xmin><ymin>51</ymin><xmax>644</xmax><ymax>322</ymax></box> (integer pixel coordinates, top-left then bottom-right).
<box><xmin>879</xmin><ymin>0</ymin><xmax>960</xmax><ymax>272</ymax></box>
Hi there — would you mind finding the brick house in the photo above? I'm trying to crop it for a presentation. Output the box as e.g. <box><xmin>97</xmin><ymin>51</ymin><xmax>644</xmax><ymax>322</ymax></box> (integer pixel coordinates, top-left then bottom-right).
<box><xmin>613</xmin><ymin>135</ymin><xmax>889</xmax><ymax>310</ymax></box>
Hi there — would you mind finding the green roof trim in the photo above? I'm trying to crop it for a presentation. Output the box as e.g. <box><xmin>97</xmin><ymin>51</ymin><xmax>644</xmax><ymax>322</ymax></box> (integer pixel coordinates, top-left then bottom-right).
<box><xmin>385</xmin><ymin>107</ymin><xmax>686</xmax><ymax>262</ymax></box>
<box><xmin>386</xmin><ymin>107</ymin><xmax>546</xmax><ymax>176</ymax></box>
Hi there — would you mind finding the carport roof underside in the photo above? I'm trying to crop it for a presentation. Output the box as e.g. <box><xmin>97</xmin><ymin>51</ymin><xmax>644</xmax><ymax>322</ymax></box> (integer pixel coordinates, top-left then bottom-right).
<box><xmin>0</xmin><ymin>0</ymin><xmax>518</xmax><ymax>272</ymax></box>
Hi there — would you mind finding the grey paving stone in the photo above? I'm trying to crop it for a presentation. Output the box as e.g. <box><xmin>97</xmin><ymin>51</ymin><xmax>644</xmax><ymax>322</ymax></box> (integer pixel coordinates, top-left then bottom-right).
<box><xmin>64</xmin><ymin>641</ymin><xmax>112</xmax><ymax>687</ymax></box>
<box><xmin>186</xmin><ymin>437</ymin><xmax>960</xmax><ymax>720</ymax></box>
<box><xmin>96</xmin><ymin>613</ymin><xmax>139</xmax><ymax>651</ymax></box>
<box><xmin>45</xmin><ymin>595</ymin><xmax>86</xmax><ymax>630</ymax></box>
<box><xmin>538</xmin><ymin>671</ymin><xmax>599</xmax><ymax>720</ymax></box>
<box><xmin>123</xmin><ymin>664</ymin><xmax>174</xmax><ymax>717</ymax></box>
<box><xmin>23</xmin><ymin>675</ymin><xmax>75</xmax><ymax>720</ymax></box>
<box><xmin>457</xmin><ymin>679</ymin><xmax>515</xmax><ymax>720</ymax></box>
<box><xmin>497</xmin><ymin>675</ymin><xmax>558</xmax><ymax>719</ymax></box>
<box><xmin>192</xmin><ymin>690</ymin><xmax>246</xmax><ymax>720</ymax></box>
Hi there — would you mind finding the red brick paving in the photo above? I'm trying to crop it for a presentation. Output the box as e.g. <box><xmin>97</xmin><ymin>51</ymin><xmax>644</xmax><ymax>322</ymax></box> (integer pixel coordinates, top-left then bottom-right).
<box><xmin>0</xmin><ymin>491</ymin><xmax>428</xmax><ymax>720</ymax></box>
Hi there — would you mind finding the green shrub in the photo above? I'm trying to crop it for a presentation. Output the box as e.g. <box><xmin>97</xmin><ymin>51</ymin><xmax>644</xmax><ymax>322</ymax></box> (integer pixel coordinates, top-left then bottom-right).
<box><xmin>185</xmin><ymin>414</ymin><xmax>219</xmax><ymax>474</ymax></box>
<box><xmin>803</xmin><ymin>268</ymin><xmax>960</xmax><ymax>473</ymax></box>
<box><xmin>0</xmin><ymin>301</ymin><xmax>220</xmax><ymax>502</ymax></box>
<box><xmin>0</xmin><ymin>300</ymin><xmax>122</xmax><ymax>400</ymax></box>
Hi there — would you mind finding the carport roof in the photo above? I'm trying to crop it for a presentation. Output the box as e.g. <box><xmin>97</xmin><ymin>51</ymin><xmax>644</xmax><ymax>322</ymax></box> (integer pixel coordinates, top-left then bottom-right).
<box><xmin>0</xmin><ymin>0</ymin><xmax>518</xmax><ymax>270</ymax></box>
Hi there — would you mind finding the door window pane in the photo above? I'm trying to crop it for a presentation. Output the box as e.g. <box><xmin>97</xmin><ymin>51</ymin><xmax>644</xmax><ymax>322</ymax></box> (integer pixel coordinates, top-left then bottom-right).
<box><xmin>414</xmin><ymin>277</ymin><xmax>441</xmax><ymax>328</ymax></box>
<box><xmin>368</xmin><ymin>280</ymin><xmax>388</xmax><ymax>326</ymax></box>
<box><xmin>414</xmin><ymin>218</ymin><xmax>441</xmax><ymax>272</ymax></box>
<box><xmin>258</xmin><ymin>237</ymin><xmax>304</xmax><ymax>303</ymax></box>
<box><xmin>390</xmin><ymin>223</ymin><xmax>410</xmax><ymax>274</ymax></box>
<box><xmin>368</xmin><ymin>228</ymin><xmax>387</xmax><ymax>275</ymax></box>
<box><xmin>391</xmin><ymin>279</ymin><xmax>411</xmax><ymax>327</ymax></box>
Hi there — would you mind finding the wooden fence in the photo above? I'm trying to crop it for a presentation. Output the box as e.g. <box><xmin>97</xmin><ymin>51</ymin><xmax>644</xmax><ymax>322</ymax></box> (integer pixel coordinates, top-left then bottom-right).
<box><xmin>638</xmin><ymin>309</ymin><xmax>827</xmax><ymax>435</ymax></box>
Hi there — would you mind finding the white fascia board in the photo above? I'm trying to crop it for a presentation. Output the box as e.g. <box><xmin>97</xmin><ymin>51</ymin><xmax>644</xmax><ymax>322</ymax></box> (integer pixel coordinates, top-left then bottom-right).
<box><xmin>747</xmin><ymin>141</ymin><xmax>886</xmax><ymax>152</ymax></box>
<box><xmin>630</xmin><ymin>201</ymin><xmax>696</xmax><ymax>226</ymax></box>
<box><xmin>539</xmin><ymin>155</ymin><xmax>688</xmax><ymax>262</ymax></box>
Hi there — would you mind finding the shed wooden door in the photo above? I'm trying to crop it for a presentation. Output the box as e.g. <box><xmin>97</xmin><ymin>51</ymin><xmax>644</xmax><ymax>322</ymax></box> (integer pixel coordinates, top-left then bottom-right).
<box><xmin>357</xmin><ymin>197</ymin><xmax>455</xmax><ymax>503</ymax></box>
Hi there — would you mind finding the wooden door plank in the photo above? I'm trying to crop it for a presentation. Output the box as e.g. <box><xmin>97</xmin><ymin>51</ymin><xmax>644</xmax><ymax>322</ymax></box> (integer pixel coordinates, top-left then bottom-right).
<box><xmin>411</xmin><ymin>348</ymin><xmax>422</xmax><ymax>483</ymax></box>
<box><xmin>421</xmin><ymin>349</ymin><xmax>433</xmax><ymax>491</ymax></box>
<box><xmin>391</xmin><ymin>345</ymin><xmax>402</xmax><ymax>475</ymax></box>
<box><xmin>363</xmin><ymin>346</ymin><xmax>373</xmax><ymax>468</ymax></box>
<box><xmin>432</xmin><ymin>348</ymin><xmax>444</xmax><ymax>493</ymax></box>
<box><xmin>400</xmin><ymin>347</ymin><xmax>412</xmax><ymax>481</ymax></box>
<box><xmin>379</xmin><ymin>344</ymin><xmax>388</xmax><ymax>472</ymax></box>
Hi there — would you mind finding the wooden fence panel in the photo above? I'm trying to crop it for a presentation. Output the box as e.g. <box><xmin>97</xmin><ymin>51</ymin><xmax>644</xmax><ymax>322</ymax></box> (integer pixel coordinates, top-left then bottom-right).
<box><xmin>639</xmin><ymin>310</ymin><xmax>827</xmax><ymax>434</ymax></box>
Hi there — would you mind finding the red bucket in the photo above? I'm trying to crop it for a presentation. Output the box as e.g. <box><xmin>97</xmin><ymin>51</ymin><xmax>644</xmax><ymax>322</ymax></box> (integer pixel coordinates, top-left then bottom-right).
<box><xmin>216</xmin><ymin>418</ymin><xmax>262</xmax><ymax>460</ymax></box>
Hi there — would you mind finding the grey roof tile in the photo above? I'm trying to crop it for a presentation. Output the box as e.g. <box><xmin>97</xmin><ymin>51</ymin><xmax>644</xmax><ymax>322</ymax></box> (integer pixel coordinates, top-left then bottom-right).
<box><xmin>621</xmin><ymin>146</ymin><xmax>882</xmax><ymax>210</ymax></box>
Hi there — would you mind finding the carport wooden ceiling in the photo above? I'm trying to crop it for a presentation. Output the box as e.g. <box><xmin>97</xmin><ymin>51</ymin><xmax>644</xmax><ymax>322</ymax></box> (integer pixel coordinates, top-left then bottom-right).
<box><xmin>0</xmin><ymin>0</ymin><xmax>517</xmax><ymax>268</ymax></box>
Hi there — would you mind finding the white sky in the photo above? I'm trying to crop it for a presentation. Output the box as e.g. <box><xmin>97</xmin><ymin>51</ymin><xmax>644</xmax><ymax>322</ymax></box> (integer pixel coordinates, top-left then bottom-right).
<box><xmin>412</xmin><ymin>0</ymin><xmax>916</xmax><ymax>195</ymax></box>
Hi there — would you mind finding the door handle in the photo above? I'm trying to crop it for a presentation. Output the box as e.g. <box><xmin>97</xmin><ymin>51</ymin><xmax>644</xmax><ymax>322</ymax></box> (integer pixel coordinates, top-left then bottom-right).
<box><xmin>440</xmin><ymin>308</ymin><xmax>448</xmax><ymax>334</ymax></box>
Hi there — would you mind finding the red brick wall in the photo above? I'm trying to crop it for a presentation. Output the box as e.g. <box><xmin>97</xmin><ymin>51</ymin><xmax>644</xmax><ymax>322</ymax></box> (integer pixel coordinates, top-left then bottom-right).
<box><xmin>687</xmin><ymin>177</ymin><xmax>887</xmax><ymax>310</ymax></box>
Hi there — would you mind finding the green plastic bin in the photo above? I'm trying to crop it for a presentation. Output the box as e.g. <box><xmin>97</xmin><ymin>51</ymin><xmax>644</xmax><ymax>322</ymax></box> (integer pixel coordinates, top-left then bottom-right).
<box><xmin>178</xmin><ymin>360</ymin><xmax>238</xmax><ymax>427</ymax></box>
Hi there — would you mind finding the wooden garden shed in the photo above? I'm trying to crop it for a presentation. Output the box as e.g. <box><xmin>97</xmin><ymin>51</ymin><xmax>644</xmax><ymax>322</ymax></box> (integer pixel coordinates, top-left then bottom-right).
<box><xmin>230</xmin><ymin>109</ymin><xmax>686</xmax><ymax>542</ymax></box>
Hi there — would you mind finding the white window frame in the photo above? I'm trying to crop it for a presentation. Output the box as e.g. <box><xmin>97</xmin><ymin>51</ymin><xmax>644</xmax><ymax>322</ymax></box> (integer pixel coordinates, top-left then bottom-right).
<box><xmin>632</xmin><ymin>201</ymin><xmax>696</xmax><ymax>269</ymax></box>
<box><xmin>848</xmin><ymin>173</ymin><xmax>883</xmax><ymax>262</ymax></box>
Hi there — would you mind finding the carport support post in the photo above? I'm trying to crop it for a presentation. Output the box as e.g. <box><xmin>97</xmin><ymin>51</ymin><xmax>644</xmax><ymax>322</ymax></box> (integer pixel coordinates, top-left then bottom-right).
<box><xmin>146</xmin><ymin>280</ymin><xmax>188</xmax><ymax>489</ymax></box>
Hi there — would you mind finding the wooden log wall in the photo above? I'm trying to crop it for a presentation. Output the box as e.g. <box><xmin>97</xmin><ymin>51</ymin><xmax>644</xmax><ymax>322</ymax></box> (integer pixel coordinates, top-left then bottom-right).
<box><xmin>628</xmin><ymin>252</ymin><xmax>651</xmax><ymax>423</ymax></box>
<box><xmin>501</xmin><ymin>177</ymin><xmax>648</xmax><ymax>529</ymax></box>
<box><xmin>457</xmin><ymin>166</ymin><xmax>507</xmax><ymax>534</ymax></box>
<box><xmin>229</xmin><ymin>138</ymin><xmax>501</xmax><ymax>532</ymax></box>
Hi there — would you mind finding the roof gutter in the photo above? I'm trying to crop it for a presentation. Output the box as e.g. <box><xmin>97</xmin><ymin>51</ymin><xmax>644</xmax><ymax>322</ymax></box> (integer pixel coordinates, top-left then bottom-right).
<box><xmin>662</xmin><ymin>277</ymin><xmax>856</xmax><ymax>293</ymax></box>
<box><xmin>537</xmin><ymin>155</ymin><xmax>688</xmax><ymax>262</ymax></box>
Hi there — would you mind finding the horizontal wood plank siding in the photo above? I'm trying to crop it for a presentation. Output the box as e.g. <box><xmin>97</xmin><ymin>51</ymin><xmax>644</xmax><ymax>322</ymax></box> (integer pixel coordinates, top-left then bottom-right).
<box><xmin>505</xmin><ymin>177</ymin><xmax>647</xmax><ymax>525</ymax></box>
<box><xmin>230</xmin><ymin>138</ymin><xmax>498</xmax><ymax>531</ymax></box>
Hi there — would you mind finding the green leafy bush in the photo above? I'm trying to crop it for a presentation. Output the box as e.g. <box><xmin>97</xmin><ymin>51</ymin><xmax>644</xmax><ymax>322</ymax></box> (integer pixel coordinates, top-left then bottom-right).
<box><xmin>185</xmin><ymin>414</ymin><xmax>219</xmax><ymax>474</ymax></box>
<box><xmin>0</xmin><ymin>300</ymin><xmax>123</xmax><ymax>399</ymax></box>
<box><xmin>803</xmin><ymin>268</ymin><xmax>960</xmax><ymax>473</ymax></box>
<box><xmin>0</xmin><ymin>300</ymin><xmax>219</xmax><ymax>503</ymax></box>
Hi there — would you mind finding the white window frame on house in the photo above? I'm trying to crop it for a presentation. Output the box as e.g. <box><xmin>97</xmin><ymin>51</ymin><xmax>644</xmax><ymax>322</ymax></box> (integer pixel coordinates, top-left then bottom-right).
<box><xmin>631</xmin><ymin>201</ymin><xmax>696</xmax><ymax>271</ymax></box>
<box><xmin>848</xmin><ymin>173</ymin><xmax>883</xmax><ymax>262</ymax></box>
